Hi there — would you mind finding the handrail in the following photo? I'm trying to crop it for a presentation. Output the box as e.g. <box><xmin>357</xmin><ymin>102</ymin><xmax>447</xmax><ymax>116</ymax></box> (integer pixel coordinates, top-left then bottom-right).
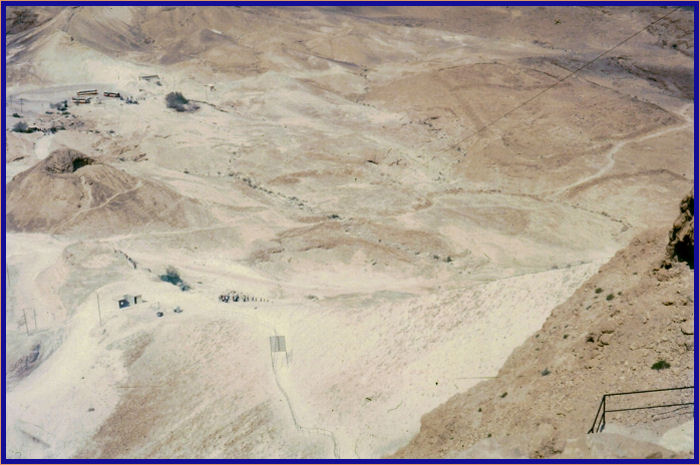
<box><xmin>588</xmin><ymin>386</ymin><xmax>694</xmax><ymax>433</ymax></box>
<box><xmin>604</xmin><ymin>386</ymin><xmax>694</xmax><ymax>397</ymax></box>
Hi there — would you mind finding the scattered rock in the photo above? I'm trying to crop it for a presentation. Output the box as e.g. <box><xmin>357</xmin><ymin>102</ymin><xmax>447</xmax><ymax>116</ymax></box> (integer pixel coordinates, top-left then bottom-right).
<box><xmin>679</xmin><ymin>321</ymin><xmax>693</xmax><ymax>335</ymax></box>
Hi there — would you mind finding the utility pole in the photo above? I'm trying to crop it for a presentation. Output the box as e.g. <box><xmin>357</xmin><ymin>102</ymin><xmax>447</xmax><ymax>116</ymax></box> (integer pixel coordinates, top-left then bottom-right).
<box><xmin>96</xmin><ymin>293</ymin><xmax>103</xmax><ymax>326</ymax></box>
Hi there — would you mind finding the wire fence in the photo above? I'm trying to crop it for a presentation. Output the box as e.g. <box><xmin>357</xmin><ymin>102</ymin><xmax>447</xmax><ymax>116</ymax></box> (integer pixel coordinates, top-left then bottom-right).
<box><xmin>588</xmin><ymin>386</ymin><xmax>694</xmax><ymax>434</ymax></box>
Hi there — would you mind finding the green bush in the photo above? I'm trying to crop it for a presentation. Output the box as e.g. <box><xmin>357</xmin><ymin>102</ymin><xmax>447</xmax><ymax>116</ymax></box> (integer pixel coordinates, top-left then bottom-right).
<box><xmin>160</xmin><ymin>266</ymin><xmax>191</xmax><ymax>291</ymax></box>
<box><xmin>651</xmin><ymin>359</ymin><xmax>671</xmax><ymax>370</ymax></box>
<box><xmin>165</xmin><ymin>92</ymin><xmax>194</xmax><ymax>112</ymax></box>
<box><xmin>12</xmin><ymin>121</ymin><xmax>34</xmax><ymax>133</ymax></box>
<box><xmin>50</xmin><ymin>100</ymin><xmax>68</xmax><ymax>111</ymax></box>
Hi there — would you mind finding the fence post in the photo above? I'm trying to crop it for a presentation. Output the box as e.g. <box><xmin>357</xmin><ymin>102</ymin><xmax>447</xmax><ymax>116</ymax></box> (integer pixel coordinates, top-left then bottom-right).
<box><xmin>588</xmin><ymin>396</ymin><xmax>605</xmax><ymax>434</ymax></box>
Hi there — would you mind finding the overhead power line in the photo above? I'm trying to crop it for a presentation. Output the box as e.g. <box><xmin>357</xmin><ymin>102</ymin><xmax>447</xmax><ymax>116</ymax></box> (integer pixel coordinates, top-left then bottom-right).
<box><xmin>453</xmin><ymin>6</ymin><xmax>684</xmax><ymax>148</ymax></box>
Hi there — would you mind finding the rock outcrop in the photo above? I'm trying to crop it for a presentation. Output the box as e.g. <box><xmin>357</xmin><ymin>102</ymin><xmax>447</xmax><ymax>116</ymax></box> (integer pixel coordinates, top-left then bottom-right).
<box><xmin>6</xmin><ymin>149</ymin><xmax>212</xmax><ymax>236</ymax></box>
<box><xmin>665</xmin><ymin>190</ymin><xmax>694</xmax><ymax>269</ymax></box>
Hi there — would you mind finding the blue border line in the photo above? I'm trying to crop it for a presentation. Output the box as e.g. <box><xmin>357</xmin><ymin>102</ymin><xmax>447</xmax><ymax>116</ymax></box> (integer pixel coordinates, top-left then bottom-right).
<box><xmin>1</xmin><ymin>1</ymin><xmax>698</xmax><ymax>464</ymax></box>
<box><xmin>2</xmin><ymin>1</ymin><xmax>8</xmax><ymax>464</ymax></box>
<box><xmin>0</xmin><ymin>460</ymin><xmax>668</xmax><ymax>464</ymax></box>
<box><xmin>0</xmin><ymin>1</ymin><xmax>698</xmax><ymax>6</ymax></box>
<box><xmin>0</xmin><ymin>460</ymin><xmax>697</xmax><ymax>464</ymax></box>
<box><xmin>694</xmin><ymin>3</ymin><xmax>699</xmax><ymax>464</ymax></box>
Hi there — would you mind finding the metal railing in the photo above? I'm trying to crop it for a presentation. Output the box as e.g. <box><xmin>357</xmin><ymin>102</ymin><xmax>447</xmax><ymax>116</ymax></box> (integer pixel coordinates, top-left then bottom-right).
<box><xmin>588</xmin><ymin>386</ymin><xmax>694</xmax><ymax>433</ymax></box>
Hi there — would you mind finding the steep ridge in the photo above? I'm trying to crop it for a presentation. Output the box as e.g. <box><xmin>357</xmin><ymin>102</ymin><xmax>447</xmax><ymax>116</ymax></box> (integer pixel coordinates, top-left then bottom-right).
<box><xmin>393</xmin><ymin>192</ymin><xmax>695</xmax><ymax>459</ymax></box>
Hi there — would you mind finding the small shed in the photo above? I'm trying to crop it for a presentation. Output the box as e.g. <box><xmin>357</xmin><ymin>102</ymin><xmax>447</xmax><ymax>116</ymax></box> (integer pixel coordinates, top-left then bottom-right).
<box><xmin>118</xmin><ymin>294</ymin><xmax>142</xmax><ymax>309</ymax></box>
<box><xmin>103</xmin><ymin>91</ymin><xmax>121</xmax><ymax>98</ymax></box>
<box><xmin>77</xmin><ymin>89</ymin><xmax>98</xmax><ymax>96</ymax></box>
<box><xmin>72</xmin><ymin>97</ymin><xmax>91</xmax><ymax>104</ymax></box>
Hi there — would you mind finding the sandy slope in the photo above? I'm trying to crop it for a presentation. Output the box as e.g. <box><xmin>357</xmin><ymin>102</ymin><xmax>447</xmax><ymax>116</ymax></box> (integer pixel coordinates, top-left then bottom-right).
<box><xmin>4</xmin><ymin>5</ymin><xmax>694</xmax><ymax>459</ymax></box>
<box><xmin>394</xmin><ymin>194</ymin><xmax>694</xmax><ymax>459</ymax></box>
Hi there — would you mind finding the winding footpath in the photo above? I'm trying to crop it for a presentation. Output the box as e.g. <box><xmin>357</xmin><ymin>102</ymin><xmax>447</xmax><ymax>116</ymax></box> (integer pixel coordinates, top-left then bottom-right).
<box><xmin>552</xmin><ymin>103</ymin><xmax>693</xmax><ymax>197</ymax></box>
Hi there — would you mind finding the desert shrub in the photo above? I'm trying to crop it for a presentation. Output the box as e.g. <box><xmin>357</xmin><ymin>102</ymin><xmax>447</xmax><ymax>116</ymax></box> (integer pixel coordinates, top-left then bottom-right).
<box><xmin>651</xmin><ymin>359</ymin><xmax>671</xmax><ymax>370</ymax></box>
<box><xmin>12</xmin><ymin>121</ymin><xmax>33</xmax><ymax>133</ymax></box>
<box><xmin>606</xmin><ymin>293</ymin><xmax>614</xmax><ymax>301</ymax></box>
<box><xmin>165</xmin><ymin>91</ymin><xmax>194</xmax><ymax>112</ymax></box>
<box><xmin>50</xmin><ymin>100</ymin><xmax>68</xmax><ymax>111</ymax></box>
<box><xmin>160</xmin><ymin>266</ymin><xmax>191</xmax><ymax>291</ymax></box>
<box><xmin>12</xmin><ymin>112</ymin><xmax>21</xmax><ymax>118</ymax></box>
<box><xmin>160</xmin><ymin>265</ymin><xmax>181</xmax><ymax>284</ymax></box>
<box><xmin>595</xmin><ymin>287</ymin><xmax>603</xmax><ymax>294</ymax></box>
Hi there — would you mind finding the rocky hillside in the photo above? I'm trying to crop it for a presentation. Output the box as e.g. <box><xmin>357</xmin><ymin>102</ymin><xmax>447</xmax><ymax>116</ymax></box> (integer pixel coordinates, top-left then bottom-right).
<box><xmin>6</xmin><ymin>149</ymin><xmax>212</xmax><ymax>236</ymax></box>
<box><xmin>393</xmin><ymin>192</ymin><xmax>695</xmax><ymax>459</ymax></box>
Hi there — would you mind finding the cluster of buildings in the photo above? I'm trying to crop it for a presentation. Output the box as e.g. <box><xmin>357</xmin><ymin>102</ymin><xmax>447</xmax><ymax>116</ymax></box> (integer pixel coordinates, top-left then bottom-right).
<box><xmin>71</xmin><ymin>89</ymin><xmax>125</xmax><ymax>105</ymax></box>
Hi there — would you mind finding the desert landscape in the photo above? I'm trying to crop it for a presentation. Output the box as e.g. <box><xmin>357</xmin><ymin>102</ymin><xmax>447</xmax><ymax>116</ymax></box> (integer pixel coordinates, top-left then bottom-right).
<box><xmin>3</xmin><ymin>4</ymin><xmax>695</xmax><ymax>459</ymax></box>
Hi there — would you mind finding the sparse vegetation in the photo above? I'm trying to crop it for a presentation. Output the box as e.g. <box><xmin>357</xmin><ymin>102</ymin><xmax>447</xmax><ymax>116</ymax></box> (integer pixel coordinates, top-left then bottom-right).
<box><xmin>12</xmin><ymin>121</ymin><xmax>34</xmax><ymax>133</ymax></box>
<box><xmin>606</xmin><ymin>293</ymin><xmax>614</xmax><ymax>301</ymax></box>
<box><xmin>50</xmin><ymin>100</ymin><xmax>68</xmax><ymax>111</ymax></box>
<box><xmin>12</xmin><ymin>112</ymin><xmax>21</xmax><ymax>118</ymax></box>
<box><xmin>166</xmin><ymin>91</ymin><xmax>188</xmax><ymax>109</ymax></box>
<box><xmin>651</xmin><ymin>359</ymin><xmax>671</xmax><ymax>370</ymax></box>
<box><xmin>160</xmin><ymin>266</ymin><xmax>191</xmax><ymax>291</ymax></box>
<box><xmin>165</xmin><ymin>91</ymin><xmax>198</xmax><ymax>112</ymax></box>
<box><xmin>595</xmin><ymin>287</ymin><xmax>603</xmax><ymax>294</ymax></box>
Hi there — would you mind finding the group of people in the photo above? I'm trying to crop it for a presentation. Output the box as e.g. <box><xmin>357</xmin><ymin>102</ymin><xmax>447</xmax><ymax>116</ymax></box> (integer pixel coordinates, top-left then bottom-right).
<box><xmin>218</xmin><ymin>291</ymin><xmax>267</xmax><ymax>303</ymax></box>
